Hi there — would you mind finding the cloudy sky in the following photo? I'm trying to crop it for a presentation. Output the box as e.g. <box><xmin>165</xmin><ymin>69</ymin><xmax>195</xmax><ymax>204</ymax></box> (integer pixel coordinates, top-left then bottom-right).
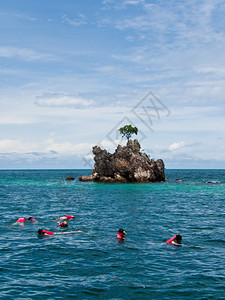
<box><xmin>0</xmin><ymin>0</ymin><xmax>225</xmax><ymax>169</ymax></box>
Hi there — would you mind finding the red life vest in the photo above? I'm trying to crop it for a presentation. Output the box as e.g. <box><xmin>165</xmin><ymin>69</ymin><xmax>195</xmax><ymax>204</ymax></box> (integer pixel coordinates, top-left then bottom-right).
<box><xmin>117</xmin><ymin>232</ymin><xmax>122</xmax><ymax>239</ymax></box>
<box><xmin>64</xmin><ymin>215</ymin><xmax>75</xmax><ymax>220</ymax></box>
<box><xmin>117</xmin><ymin>231</ymin><xmax>125</xmax><ymax>239</ymax></box>
<box><xmin>16</xmin><ymin>218</ymin><xmax>26</xmax><ymax>223</ymax></box>
<box><xmin>42</xmin><ymin>229</ymin><xmax>54</xmax><ymax>235</ymax></box>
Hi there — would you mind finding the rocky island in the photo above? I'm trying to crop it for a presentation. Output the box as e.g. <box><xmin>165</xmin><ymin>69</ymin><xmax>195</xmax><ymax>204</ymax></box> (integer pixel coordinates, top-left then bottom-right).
<box><xmin>79</xmin><ymin>139</ymin><xmax>165</xmax><ymax>183</ymax></box>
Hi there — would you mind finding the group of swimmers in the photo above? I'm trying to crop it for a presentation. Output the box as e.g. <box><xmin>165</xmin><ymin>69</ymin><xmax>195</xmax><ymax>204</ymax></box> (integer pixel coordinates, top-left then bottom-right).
<box><xmin>14</xmin><ymin>215</ymin><xmax>182</xmax><ymax>244</ymax></box>
<box><xmin>14</xmin><ymin>215</ymin><xmax>82</xmax><ymax>237</ymax></box>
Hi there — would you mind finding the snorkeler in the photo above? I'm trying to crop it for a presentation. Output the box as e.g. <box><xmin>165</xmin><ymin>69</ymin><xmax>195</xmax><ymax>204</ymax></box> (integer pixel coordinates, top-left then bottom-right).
<box><xmin>117</xmin><ymin>228</ymin><xmax>126</xmax><ymax>240</ymax></box>
<box><xmin>166</xmin><ymin>234</ymin><xmax>182</xmax><ymax>245</ymax></box>
<box><xmin>58</xmin><ymin>221</ymin><xmax>68</xmax><ymax>228</ymax></box>
<box><xmin>37</xmin><ymin>228</ymin><xmax>83</xmax><ymax>237</ymax></box>
<box><xmin>56</xmin><ymin>215</ymin><xmax>75</xmax><ymax>221</ymax></box>
<box><xmin>15</xmin><ymin>216</ymin><xmax>36</xmax><ymax>223</ymax></box>
<box><xmin>9</xmin><ymin>216</ymin><xmax>37</xmax><ymax>226</ymax></box>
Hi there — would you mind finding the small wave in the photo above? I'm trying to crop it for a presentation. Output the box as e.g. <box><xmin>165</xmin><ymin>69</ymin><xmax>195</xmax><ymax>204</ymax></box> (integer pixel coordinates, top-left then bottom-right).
<box><xmin>209</xmin><ymin>239</ymin><xmax>225</xmax><ymax>245</ymax></box>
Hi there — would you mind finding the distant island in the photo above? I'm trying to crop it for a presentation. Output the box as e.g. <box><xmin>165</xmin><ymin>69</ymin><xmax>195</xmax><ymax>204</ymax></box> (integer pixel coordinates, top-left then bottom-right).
<box><xmin>79</xmin><ymin>139</ymin><xmax>165</xmax><ymax>183</ymax></box>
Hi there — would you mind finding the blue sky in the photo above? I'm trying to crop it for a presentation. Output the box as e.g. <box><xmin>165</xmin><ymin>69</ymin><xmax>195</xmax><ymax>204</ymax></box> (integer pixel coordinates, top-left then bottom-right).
<box><xmin>0</xmin><ymin>0</ymin><xmax>225</xmax><ymax>169</ymax></box>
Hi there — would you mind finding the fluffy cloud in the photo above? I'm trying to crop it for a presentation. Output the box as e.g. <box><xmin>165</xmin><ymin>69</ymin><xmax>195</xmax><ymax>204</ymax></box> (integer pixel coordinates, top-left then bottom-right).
<box><xmin>0</xmin><ymin>46</ymin><xmax>56</xmax><ymax>61</ymax></box>
<box><xmin>35</xmin><ymin>93</ymin><xmax>94</xmax><ymax>109</ymax></box>
<box><xmin>62</xmin><ymin>14</ymin><xmax>87</xmax><ymax>26</ymax></box>
<box><xmin>168</xmin><ymin>141</ymin><xmax>187</xmax><ymax>151</ymax></box>
<box><xmin>46</xmin><ymin>140</ymin><xmax>93</xmax><ymax>155</ymax></box>
<box><xmin>0</xmin><ymin>139</ymin><xmax>37</xmax><ymax>153</ymax></box>
<box><xmin>46</xmin><ymin>138</ymin><xmax>124</xmax><ymax>155</ymax></box>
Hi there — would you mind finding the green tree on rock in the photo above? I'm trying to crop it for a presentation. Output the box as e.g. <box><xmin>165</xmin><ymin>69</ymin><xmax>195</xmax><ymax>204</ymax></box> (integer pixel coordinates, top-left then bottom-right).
<box><xmin>118</xmin><ymin>124</ymin><xmax>138</xmax><ymax>141</ymax></box>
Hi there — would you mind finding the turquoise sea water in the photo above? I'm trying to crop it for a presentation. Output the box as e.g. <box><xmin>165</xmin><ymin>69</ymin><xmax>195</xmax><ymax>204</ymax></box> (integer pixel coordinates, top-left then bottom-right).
<box><xmin>0</xmin><ymin>169</ymin><xmax>224</xmax><ymax>299</ymax></box>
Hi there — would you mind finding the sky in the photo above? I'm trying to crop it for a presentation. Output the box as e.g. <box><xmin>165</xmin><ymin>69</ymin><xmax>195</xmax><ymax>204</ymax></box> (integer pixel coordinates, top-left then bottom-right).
<box><xmin>0</xmin><ymin>0</ymin><xmax>225</xmax><ymax>169</ymax></box>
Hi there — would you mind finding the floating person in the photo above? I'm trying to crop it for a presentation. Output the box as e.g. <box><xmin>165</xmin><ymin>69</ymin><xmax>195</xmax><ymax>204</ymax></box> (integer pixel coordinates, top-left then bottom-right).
<box><xmin>166</xmin><ymin>234</ymin><xmax>204</xmax><ymax>248</ymax></box>
<box><xmin>37</xmin><ymin>228</ymin><xmax>83</xmax><ymax>237</ymax></box>
<box><xmin>13</xmin><ymin>216</ymin><xmax>36</xmax><ymax>225</ymax></box>
<box><xmin>58</xmin><ymin>221</ymin><xmax>68</xmax><ymax>228</ymax></box>
<box><xmin>56</xmin><ymin>215</ymin><xmax>75</xmax><ymax>221</ymax></box>
<box><xmin>166</xmin><ymin>234</ymin><xmax>182</xmax><ymax>245</ymax></box>
<box><xmin>117</xmin><ymin>228</ymin><xmax>126</xmax><ymax>240</ymax></box>
<box><xmin>8</xmin><ymin>217</ymin><xmax>36</xmax><ymax>227</ymax></box>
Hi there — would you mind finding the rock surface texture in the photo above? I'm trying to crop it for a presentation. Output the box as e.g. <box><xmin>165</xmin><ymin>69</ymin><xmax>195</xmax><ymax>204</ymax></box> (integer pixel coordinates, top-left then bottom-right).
<box><xmin>79</xmin><ymin>140</ymin><xmax>165</xmax><ymax>183</ymax></box>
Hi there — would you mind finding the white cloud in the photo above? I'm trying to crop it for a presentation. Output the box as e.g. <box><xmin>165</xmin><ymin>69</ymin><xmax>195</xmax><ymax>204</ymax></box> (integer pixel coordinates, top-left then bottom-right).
<box><xmin>123</xmin><ymin>0</ymin><xmax>142</xmax><ymax>4</ymax></box>
<box><xmin>46</xmin><ymin>138</ymin><xmax>124</xmax><ymax>156</ymax></box>
<box><xmin>62</xmin><ymin>14</ymin><xmax>87</xmax><ymax>26</ymax></box>
<box><xmin>35</xmin><ymin>93</ymin><xmax>94</xmax><ymax>109</ymax></box>
<box><xmin>0</xmin><ymin>46</ymin><xmax>57</xmax><ymax>61</ymax></box>
<box><xmin>0</xmin><ymin>139</ymin><xmax>37</xmax><ymax>153</ymax></box>
<box><xmin>168</xmin><ymin>141</ymin><xmax>187</xmax><ymax>151</ymax></box>
<box><xmin>46</xmin><ymin>140</ymin><xmax>93</xmax><ymax>155</ymax></box>
<box><xmin>102</xmin><ymin>0</ymin><xmax>144</xmax><ymax>10</ymax></box>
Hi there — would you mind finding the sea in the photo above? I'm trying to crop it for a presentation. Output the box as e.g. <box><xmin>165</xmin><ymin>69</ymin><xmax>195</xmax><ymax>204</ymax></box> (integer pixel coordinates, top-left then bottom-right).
<box><xmin>0</xmin><ymin>169</ymin><xmax>224</xmax><ymax>300</ymax></box>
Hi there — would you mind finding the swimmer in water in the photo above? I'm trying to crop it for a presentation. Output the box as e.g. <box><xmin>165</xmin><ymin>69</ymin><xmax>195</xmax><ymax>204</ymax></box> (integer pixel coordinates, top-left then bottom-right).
<box><xmin>58</xmin><ymin>221</ymin><xmax>68</xmax><ymax>228</ymax></box>
<box><xmin>166</xmin><ymin>234</ymin><xmax>182</xmax><ymax>245</ymax></box>
<box><xmin>11</xmin><ymin>216</ymin><xmax>37</xmax><ymax>225</ymax></box>
<box><xmin>166</xmin><ymin>234</ymin><xmax>203</xmax><ymax>248</ymax></box>
<box><xmin>56</xmin><ymin>215</ymin><xmax>75</xmax><ymax>221</ymax></box>
<box><xmin>37</xmin><ymin>228</ymin><xmax>83</xmax><ymax>237</ymax></box>
<box><xmin>117</xmin><ymin>228</ymin><xmax>126</xmax><ymax>240</ymax></box>
<box><xmin>16</xmin><ymin>216</ymin><xmax>36</xmax><ymax>223</ymax></box>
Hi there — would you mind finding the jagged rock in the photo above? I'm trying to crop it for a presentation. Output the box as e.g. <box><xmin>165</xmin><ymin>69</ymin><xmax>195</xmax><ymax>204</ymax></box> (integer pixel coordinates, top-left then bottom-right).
<box><xmin>79</xmin><ymin>175</ymin><xmax>95</xmax><ymax>182</ymax></box>
<box><xmin>79</xmin><ymin>139</ymin><xmax>165</xmax><ymax>183</ymax></box>
<box><xmin>66</xmin><ymin>176</ymin><xmax>75</xmax><ymax>180</ymax></box>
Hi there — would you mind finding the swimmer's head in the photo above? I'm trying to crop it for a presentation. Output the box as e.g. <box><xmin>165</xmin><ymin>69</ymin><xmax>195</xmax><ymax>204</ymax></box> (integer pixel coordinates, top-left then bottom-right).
<box><xmin>28</xmin><ymin>217</ymin><xmax>34</xmax><ymax>221</ymax></box>
<box><xmin>175</xmin><ymin>234</ymin><xmax>182</xmax><ymax>243</ymax></box>
<box><xmin>37</xmin><ymin>228</ymin><xmax>44</xmax><ymax>235</ymax></box>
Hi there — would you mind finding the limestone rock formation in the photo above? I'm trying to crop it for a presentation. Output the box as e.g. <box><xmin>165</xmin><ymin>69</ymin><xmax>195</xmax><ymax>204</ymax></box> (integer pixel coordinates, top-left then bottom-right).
<box><xmin>79</xmin><ymin>139</ymin><xmax>165</xmax><ymax>183</ymax></box>
<box><xmin>65</xmin><ymin>176</ymin><xmax>75</xmax><ymax>180</ymax></box>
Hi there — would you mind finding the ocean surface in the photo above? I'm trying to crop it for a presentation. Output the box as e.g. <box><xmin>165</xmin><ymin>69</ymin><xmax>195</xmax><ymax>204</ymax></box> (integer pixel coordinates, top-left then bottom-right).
<box><xmin>0</xmin><ymin>169</ymin><xmax>224</xmax><ymax>300</ymax></box>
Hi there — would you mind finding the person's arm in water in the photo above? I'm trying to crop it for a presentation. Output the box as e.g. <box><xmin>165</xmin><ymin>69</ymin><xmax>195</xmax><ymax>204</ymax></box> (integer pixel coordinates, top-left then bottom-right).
<box><xmin>166</xmin><ymin>235</ymin><xmax>177</xmax><ymax>244</ymax></box>
<box><xmin>56</xmin><ymin>230</ymin><xmax>83</xmax><ymax>235</ymax></box>
<box><xmin>56</xmin><ymin>216</ymin><xmax>67</xmax><ymax>221</ymax></box>
<box><xmin>166</xmin><ymin>234</ymin><xmax>182</xmax><ymax>245</ymax></box>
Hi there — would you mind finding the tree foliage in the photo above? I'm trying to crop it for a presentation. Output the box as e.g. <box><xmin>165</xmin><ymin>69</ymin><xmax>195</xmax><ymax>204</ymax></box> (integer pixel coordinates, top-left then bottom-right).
<box><xmin>118</xmin><ymin>124</ymin><xmax>138</xmax><ymax>141</ymax></box>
